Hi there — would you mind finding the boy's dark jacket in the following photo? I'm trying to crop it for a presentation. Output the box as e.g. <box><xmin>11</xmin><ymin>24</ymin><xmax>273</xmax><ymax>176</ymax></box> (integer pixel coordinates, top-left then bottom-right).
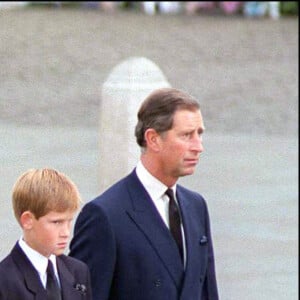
<box><xmin>0</xmin><ymin>242</ymin><xmax>92</xmax><ymax>300</ymax></box>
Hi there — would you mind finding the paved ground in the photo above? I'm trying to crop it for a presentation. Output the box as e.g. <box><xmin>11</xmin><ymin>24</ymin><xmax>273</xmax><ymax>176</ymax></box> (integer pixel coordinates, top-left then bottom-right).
<box><xmin>0</xmin><ymin>6</ymin><xmax>298</xmax><ymax>300</ymax></box>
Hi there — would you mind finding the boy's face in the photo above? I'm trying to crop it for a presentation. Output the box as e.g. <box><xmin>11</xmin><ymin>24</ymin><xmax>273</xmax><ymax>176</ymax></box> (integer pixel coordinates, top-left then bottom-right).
<box><xmin>22</xmin><ymin>210</ymin><xmax>76</xmax><ymax>257</ymax></box>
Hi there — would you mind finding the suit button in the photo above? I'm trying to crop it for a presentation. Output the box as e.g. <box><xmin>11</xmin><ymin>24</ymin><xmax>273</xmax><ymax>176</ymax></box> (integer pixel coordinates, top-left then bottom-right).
<box><xmin>154</xmin><ymin>279</ymin><xmax>161</xmax><ymax>287</ymax></box>
<box><xmin>199</xmin><ymin>276</ymin><xmax>204</xmax><ymax>283</ymax></box>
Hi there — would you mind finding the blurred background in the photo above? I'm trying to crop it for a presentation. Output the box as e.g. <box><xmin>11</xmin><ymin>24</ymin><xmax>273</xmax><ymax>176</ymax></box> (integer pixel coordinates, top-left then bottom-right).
<box><xmin>0</xmin><ymin>2</ymin><xmax>298</xmax><ymax>299</ymax></box>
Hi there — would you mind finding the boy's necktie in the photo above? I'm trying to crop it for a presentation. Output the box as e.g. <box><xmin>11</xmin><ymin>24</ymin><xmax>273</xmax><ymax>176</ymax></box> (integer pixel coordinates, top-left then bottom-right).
<box><xmin>46</xmin><ymin>260</ymin><xmax>62</xmax><ymax>300</ymax></box>
<box><xmin>166</xmin><ymin>188</ymin><xmax>183</xmax><ymax>261</ymax></box>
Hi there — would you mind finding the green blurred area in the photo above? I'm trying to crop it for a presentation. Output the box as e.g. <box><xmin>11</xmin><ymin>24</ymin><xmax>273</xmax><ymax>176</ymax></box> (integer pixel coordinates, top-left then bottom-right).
<box><xmin>280</xmin><ymin>1</ymin><xmax>298</xmax><ymax>15</ymax></box>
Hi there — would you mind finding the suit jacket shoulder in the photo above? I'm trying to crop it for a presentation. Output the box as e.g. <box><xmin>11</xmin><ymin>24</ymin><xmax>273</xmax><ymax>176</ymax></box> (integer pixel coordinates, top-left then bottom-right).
<box><xmin>0</xmin><ymin>242</ymin><xmax>46</xmax><ymax>300</ymax></box>
<box><xmin>90</xmin><ymin>169</ymin><xmax>147</xmax><ymax>215</ymax></box>
<box><xmin>176</xmin><ymin>184</ymin><xmax>209</xmax><ymax>218</ymax></box>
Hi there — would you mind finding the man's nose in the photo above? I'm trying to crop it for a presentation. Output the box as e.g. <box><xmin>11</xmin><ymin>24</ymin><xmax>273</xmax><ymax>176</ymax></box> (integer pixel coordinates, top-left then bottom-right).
<box><xmin>191</xmin><ymin>134</ymin><xmax>204</xmax><ymax>153</ymax></box>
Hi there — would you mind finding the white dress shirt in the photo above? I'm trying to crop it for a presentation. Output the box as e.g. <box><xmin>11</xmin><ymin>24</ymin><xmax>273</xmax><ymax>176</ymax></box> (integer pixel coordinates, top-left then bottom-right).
<box><xmin>18</xmin><ymin>237</ymin><xmax>60</xmax><ymax>288</ymax></box>
<box><xmin>136</xmin><ymin>161</ymin><xmax>187</xmax><ymax>266</ymax></box>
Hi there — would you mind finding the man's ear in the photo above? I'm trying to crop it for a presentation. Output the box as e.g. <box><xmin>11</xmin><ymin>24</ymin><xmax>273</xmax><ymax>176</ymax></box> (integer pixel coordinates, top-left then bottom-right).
<box><xmin>20</xmin><ymin>211</ymin><xmax>34</xmax><ymax>230</ymax></box>
<box><xmin>144</xmin><ymin>128</ymin><xmax>162</xmax><ymax>152</ymax></box>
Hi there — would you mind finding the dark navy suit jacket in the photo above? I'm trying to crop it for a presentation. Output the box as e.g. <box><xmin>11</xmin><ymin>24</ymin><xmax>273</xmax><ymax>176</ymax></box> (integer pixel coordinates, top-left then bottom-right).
<box><xmin>0</xmin><ymin>242</ymin><xmax>92</xmax><ymax>300</ymax></box>
<box><xmin>69</xmin><ymin>170</ymin><xmax>219</xmax><ymax>300</ymax></box>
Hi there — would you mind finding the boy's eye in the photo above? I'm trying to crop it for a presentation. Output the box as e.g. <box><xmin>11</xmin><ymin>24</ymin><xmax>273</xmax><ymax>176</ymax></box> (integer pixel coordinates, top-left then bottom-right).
<box><xmin>53</xmin><ymin>220</ymin><xmax>62</xmax><ymax>224</ymax></box>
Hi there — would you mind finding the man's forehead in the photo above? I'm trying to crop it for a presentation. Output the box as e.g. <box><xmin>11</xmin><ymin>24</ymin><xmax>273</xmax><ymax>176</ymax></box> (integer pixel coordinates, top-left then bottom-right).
<box><xmin>173</xmin><ymin>109</ymin><xmax>203</xmax><ymax>123</ymax></box>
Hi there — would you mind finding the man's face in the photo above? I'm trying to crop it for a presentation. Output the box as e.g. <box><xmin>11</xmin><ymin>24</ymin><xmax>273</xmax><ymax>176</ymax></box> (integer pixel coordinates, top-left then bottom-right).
<box><xmin>158</xmin><ymin>109</ymin><xmax>204</xmax><ymax>183</ymax></box>
<box><xmin>23</xmin><ymin>210</ymin><xmax>75</xmax><ymax>257</ymax></box>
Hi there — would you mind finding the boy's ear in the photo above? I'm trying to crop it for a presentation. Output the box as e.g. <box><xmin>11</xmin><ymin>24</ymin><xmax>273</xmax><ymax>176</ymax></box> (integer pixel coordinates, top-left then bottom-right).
<box><xmin>20</xmin><ymin>211</ymin><xmax>34</xmax><ymax>230</ymax></box>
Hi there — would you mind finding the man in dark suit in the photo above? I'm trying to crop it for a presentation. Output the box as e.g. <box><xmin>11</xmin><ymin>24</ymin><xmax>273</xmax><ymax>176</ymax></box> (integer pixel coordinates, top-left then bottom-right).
<box><xmin>69</xmin><ymin>88</ymin><xmax>219</xmax><ymax>300</ymax></box>
<box><xmin>0</xmin><ymin>168</ymin><xmax>92</xmax><ymax>300</ymax></box>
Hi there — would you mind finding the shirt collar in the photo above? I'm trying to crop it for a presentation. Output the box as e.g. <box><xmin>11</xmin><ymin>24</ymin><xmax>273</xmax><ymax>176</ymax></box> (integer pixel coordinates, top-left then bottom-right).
<box><xmin>18</xmin><ymin>237</ymin><xmax>57</xmax><ymax>276</ymax></box>
<box><xmin>136</xmin><ymin>160</ymin><xmax>177</xmax><ymax>200</ymax></box>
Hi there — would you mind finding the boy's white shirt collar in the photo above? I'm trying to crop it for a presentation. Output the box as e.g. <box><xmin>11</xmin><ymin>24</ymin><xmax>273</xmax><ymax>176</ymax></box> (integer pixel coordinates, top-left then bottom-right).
<box><xmin>18</xmin><ymin>237</ymin><xmax>59</xmax><ymax>287</ymax></box>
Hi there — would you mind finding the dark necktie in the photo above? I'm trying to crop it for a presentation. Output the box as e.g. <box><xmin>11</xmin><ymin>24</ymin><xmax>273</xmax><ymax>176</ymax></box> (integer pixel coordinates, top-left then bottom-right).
<box><xmin>166</xmin><ymin>188</ymin><xmax>183</xmax><ymax>261</ymax></box>
<box><xmin>46</xmin><ymin>260</ymin><xmax>62</xmax><ymax>300</ymax></box>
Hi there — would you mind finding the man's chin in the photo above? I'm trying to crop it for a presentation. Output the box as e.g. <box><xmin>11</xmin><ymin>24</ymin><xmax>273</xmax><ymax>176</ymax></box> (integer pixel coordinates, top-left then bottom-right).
<box><xmin>180</xmin><ymin>168</ymin><xmax>196</xmax><ymax>177</ymax></box>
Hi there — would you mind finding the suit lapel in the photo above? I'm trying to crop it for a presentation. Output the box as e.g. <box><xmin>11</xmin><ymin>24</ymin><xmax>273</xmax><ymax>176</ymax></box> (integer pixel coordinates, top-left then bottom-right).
<box><xmin>58</xmin><ymin>256</ymin><xmax>83</xmax><ymax>300</ymax></box>
<box><xmin>125</xmin><ymin>171</ymin><xmax>184</xmax><ymax>288</ymax></box>
<box><xmin>11</xmin><ymin>243</ymin><xmax>47</xmax><ymax>300</ymax></box>
<box><xmin>176</xmin><ymin>187</ymin><xmax>208</xmax><ymax>299</ymax></box>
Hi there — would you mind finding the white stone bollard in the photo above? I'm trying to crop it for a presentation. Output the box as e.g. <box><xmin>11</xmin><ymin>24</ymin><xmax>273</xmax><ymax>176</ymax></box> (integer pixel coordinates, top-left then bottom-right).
<box><xmin>99</xmin><ymin>57</ymin><xmax>170</xmax><ymax>192</ymax></box>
